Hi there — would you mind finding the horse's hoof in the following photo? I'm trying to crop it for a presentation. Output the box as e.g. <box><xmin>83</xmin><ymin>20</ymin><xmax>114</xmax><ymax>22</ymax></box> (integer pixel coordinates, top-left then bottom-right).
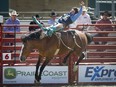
<box><xmin>19</xmin><ymin>57</ymin><xmax>26</xmax><ymax>62</ymax></box>
<box><xmin>73</xmin><ymin>64</ymin><xmax>78</xmax><ymax>72</ymax></box>
<box><xmin>34</xmin><ymin>79</ymin><xmax>41</xmax><ymax>85</ymax></box>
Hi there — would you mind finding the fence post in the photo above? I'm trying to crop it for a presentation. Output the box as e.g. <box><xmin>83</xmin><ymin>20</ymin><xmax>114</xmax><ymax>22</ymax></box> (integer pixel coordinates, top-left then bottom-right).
<box><xmin>68</xmin><ymin>55</ymin><xmax>76</xmax><ymax>84</ymax></box>
<box><xmin>0</xmin><ymin>23</ymin><xmax>3</xmax><ymax>85</ymax></box>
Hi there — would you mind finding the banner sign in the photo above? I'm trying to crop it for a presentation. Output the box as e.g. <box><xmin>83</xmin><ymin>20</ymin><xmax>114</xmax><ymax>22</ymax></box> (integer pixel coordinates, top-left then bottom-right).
<box><xmin>3</xmin><ymin>66</ymin><xmax>68</xmax><ymax>84</ymax></box>
<box><xmin>78</xmin><ymin>65</ymin><xmax>116</xmax><ymax>82</ymax></box>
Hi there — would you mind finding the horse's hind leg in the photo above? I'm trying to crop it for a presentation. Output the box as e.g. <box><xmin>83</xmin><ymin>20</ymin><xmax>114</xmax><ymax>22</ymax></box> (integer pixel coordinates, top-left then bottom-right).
<box><xmin>73</xmin><ymin>52</ymin><xmax>85</xmax><ymax>72</ymax></box>
<box><xmin>76</xmin><ymin>52</ymin><xmax>85</xmax><ymax>65</ymax></box>
<box><xmin>35</xmin><ymin>55</ymin><xmax>42</xmax><ymax>84</ymax></box>
<box><xmin>73</xmin><ymin>52</ymin><xmax>85</xmax><ymax>84</ymax></box>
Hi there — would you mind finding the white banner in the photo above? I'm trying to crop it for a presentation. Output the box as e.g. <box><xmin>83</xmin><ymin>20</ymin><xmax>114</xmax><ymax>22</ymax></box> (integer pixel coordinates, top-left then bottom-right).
<box><xmin>3</xmin><ymin>66</ymin><xmax>68</xmax><ymax>84</ymax></box>
<box><xmin>78</xmin><ymin>65</ymin><xmax>116</xmax><ymax>82</ymax></box>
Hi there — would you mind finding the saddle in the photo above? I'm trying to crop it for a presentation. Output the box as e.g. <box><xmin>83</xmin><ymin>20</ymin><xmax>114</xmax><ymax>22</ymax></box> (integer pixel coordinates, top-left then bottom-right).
<box><xmin>40</xmin><ymin>29</ymin><xmax>76</xmax><ymax>39</ymax></box>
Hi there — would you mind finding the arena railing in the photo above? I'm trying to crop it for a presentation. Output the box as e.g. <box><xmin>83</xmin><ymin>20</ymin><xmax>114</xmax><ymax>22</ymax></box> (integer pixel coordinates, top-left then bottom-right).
<box><xmin>76</xmin><ymin>24</ymin><xmax>116</xmax><ymax>64</ymax></box>
<box><xmin>0</xmin><ymin>24</ymin><xmax>116</xmax><ymax>64</ymax></box>
<box><xmin>0</xmin><ymin>24</ymin><xmax>116</xmax><ymax>85</ymax></box>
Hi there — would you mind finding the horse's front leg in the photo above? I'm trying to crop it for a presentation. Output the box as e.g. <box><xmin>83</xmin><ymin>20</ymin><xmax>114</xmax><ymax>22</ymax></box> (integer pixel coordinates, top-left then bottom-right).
<box><xmin>35</xmin><ymin>55</ymin><xmax>42</xmax><ymax>83</ymax></box>
<box><xmin>37</xmin><ymin>57</ymin><xmax>51</xmax><ymax>82</ymax></box>
<box><xmin>73</xmin><ymin>52</ymin><xmax>85</xmax><ymax>72</ymax></box>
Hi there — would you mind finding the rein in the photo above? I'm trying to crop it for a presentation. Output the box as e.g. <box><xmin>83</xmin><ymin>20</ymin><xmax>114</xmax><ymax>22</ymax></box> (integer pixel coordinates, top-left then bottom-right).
<box><xmin>55</xmin><ymin>30</ymin><xmax>82</xmax><ymax>51</ymax></box>
<box><xmin>71</xmin><ymin>31</ymin><xmax>82</xmax><ymax>49</ymax></box>
<box><xmin>55</xmin><ymin>32</ymin><xmax>74</xmax><ymax>51</ymax></box>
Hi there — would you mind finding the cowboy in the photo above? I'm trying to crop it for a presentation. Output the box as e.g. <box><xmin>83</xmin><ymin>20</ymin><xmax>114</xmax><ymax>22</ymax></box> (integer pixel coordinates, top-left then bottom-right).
<box><xmin>3</xmin><ymin>10</ymin><xmax>20</xmax><ymax>47</ymax></box>
<box><xmin>48</xmin><ymin>11</ymin><xmax>58</xmax><ymax>26</ymax></box>
<box><xmin>76</xmin><ymin>6</ymin><xmax>92</xmax><ymax>31</ymax></box>
<box><xmin>29</xmin><ymin>14</ymin><xmax>44</xmax><ymax>32</ymax></box>
<box><xmin>94</xmin><ymin>11</ymin><xmax>113</xmax><ymax>48</ymax></box>
<box><xmin>4</xmin><ymin>10</ymin><xmax>20</xmax><ymax>32</ymax></box>
<box><xmin>32</xmin><ymin>1</ymin><xmax>84</xmax><ymax>38</ymax></box>
<box><xmin>0</xmin><ymin>15</ymin><xmax>3</xmax><ymax>23</ymax></box>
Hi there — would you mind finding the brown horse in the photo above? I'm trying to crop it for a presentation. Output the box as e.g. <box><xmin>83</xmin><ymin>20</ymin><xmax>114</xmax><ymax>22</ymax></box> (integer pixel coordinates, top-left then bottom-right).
<box><xmin>19</xmin><ymin>29</ymin><xmax>93</xmax><ymax>83</ymax></box>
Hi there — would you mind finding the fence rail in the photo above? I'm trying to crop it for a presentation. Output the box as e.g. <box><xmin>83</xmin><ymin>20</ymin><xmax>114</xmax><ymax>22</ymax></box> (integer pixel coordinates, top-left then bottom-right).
<box><xmin>0</xmin><ymin>24</ymin><xmax>116</xmax><ymax>86</ymax></box>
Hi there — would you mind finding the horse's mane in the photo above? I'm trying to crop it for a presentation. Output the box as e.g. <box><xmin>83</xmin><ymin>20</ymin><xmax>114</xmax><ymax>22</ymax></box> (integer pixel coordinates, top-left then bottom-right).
<box><xmin>21</xmin><ymin>30</ymin><xmax>42</xmax><ymax>43</ymax></box>
<box><xmin>21</xmin><ymin>29</ymin><xmax>93</xmax><ymax>45</ymax></box>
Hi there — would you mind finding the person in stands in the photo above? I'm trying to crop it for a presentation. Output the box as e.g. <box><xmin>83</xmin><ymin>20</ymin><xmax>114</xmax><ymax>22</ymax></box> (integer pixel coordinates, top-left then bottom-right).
<box><xmin>4</xmin><ymin>10</ymin><xmax>20</xmax><ymax>46</ymax></box>
<box><xmin>29</xmin><ymin>14</ymin><xmax>44</xmax><ymax>33</ymax></box>
<box><xmin>4</xmin><ymin>10</ymin><xmax>20</xmax><ymax>33</ymax></box>
<box><xmin>94</xmin><ymin>11</ymin><xmax>113</xmax><ymax>45</ymax></box>
<box><xmin>48</xmin><ymin>11</ymin><xmax>58</xmax><ymax>26</ymax></box>
<box><xmin>76</xmin><ymin>6</ymin><xmax>92</xmax><ymax>31</ymax></box>
<box><xmin>32</xmin><ymin>1</ymin><xmax>84</xmax><ymax>38</ymax></box>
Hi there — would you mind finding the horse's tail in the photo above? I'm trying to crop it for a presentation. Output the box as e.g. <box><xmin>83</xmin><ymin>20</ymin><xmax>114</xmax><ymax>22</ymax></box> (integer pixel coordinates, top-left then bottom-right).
<box><xmin>85</xmin><ymin>32</ymin><xmax>93</xmax><ymax>44</ymax></box>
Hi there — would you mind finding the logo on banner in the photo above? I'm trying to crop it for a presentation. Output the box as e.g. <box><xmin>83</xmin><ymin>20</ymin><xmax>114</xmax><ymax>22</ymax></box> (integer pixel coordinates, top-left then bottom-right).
<box><xmin>3</xmin><ymin>66</ymin><xmax>68</xmax><ymax>84</ymax></box>
<box><xmin>3</xmin><ymin>53</ymin><xmax>11</xmax><ymax>60</ymax></box>
<box><xmin>4</xmin><ymin>68</ymin><xmax>16</xmax><ymax>79</ymax></box>
<box><xmin>85</xmin><ymin>66</ymin><xmax>116</xmax><ymax>81</ymax></box>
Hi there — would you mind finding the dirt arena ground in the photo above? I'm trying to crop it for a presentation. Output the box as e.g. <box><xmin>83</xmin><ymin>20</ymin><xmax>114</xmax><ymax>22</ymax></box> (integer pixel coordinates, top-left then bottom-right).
<box><xmin>34</xmin><ymin>85</ymin><xmax>116</xmax><ymax>87</ymax></box>
<box><xmin>4</xmin><ymin>85</ymin><xmax>116</xmax><ymax>87</ymax></box>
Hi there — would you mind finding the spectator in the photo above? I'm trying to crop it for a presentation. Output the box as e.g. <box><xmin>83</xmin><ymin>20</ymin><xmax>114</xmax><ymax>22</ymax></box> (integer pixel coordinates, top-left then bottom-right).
<box><xmin>76</xmin><ymin>6</ymin><xmax>92</xmax><ymax>31</ymax></box>
<box><xmin>0</xmin><ymin>15</ymin><xmax>3</xmax><ymax>24</ymax></box>
<box><xmin>29</xmin><ymin>14</ymin><xmax>44</xmax><ymax>32</ymax></box>
<box><xmin>4</xmin><ymin>10</ymin><xmax>20</xmax><ymax>47</ymax></box>
<box><xmin>94</xmin><ymin>11</ymin><xmax>113</xmax><ymax>45</ymax></box>
<box><xmin>48</xmin><ymin>11</ymin><xmax>58</xmax><ymax>26</ymax></box>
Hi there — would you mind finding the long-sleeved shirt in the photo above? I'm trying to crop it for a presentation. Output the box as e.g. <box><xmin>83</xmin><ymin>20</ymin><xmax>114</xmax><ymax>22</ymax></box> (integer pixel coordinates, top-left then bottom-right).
<box><xmin>76</xmin><ymin>13</ymin><xmax>91</xmax><ymax>25</ymax></box>
<box><xmin>48</xmin><ymin>17</ymin><xmax>59</xmax><ymax>26</ymax></box>
<box><xmin>4</xmin><ymin>18</ymin><xmax>20</xmax><ymax>32</ymax></box>
<box><xmin>58</xmin><ymin>6</ymin><xmax>82</xmax><ymax>26</ymax></box>
<box><xmin>95</xmin><ymin>18</ymin><xmax>113</xmax><ymax>31</ymax></box>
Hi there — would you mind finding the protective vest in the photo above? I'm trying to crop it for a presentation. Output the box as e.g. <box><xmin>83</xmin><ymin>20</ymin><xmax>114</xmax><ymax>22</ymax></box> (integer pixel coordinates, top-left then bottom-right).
<box><xmin>58</xmin><ymin>14</ymin><xmax>73</xmax><ymax>26</ymax></box>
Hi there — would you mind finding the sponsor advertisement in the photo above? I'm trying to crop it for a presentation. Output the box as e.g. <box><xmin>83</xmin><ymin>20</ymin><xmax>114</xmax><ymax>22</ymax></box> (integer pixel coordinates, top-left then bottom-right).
<box><xmin>3</xmin><ymin>66</ymin><xmax>68</xmax><ymax>84</ymax></box>
<box><xmin>78</xmin><ymin>65</ymin><xmax>116</xmax><ymax>82</ymax></box>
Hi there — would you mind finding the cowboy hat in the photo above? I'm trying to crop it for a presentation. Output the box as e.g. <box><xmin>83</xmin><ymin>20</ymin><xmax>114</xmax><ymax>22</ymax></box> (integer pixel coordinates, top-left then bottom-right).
<box><xmin>32</xmin><ymin>14</ymin><xmax>43</xmax><ymax>19</ymax></box>
<box><xmin>49</xmin><ymin>12</ymin><xmax>58</xmax><ymax>17</ymax></box>
<box><xmin>9</xmin><ymin>10</ymin><xmax>19</xmax><ymax>16</ymax></box>
<box><xmin>35</xmin><ymin>14</ymin><xmax>43</xmax><ymax>19</ymax></box>
<box><xmin>101</xmin><ymin>11</ymin><xmax>111</xmax><ymax>17</ymax></box>
<box><xmin>82</xmin><ymin>6</ymin><xmax>87</xmax><ymax>12</ymax></box>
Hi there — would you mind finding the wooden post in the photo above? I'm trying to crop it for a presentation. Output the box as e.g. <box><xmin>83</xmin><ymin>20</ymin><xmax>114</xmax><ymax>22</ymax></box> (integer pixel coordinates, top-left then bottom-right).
<box><xmin>68</xmin><ymin>54</ymin><xmax>78</xmax><ymax>85</ymax></box>
<box><xmin>0</xmin><ymin>23</ymin><xmax>3</xmax><ymax>85</ymax></box>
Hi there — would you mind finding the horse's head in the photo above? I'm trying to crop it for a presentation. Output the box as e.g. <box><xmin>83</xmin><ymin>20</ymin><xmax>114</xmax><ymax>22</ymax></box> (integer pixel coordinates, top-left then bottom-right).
<box><xmin>19</xmin><ymin>34</ymin><xmax>30</xmax><ymax>62</ymax></box>
<box><xmin>19</xmin><ymin>30</ymin><xmax>42</xmax><ymax>62</ymax></box>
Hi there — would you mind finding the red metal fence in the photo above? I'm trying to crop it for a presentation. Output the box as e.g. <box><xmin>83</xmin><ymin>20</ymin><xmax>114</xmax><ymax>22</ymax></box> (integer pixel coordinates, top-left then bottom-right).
<box><xmin>0</xmin><ymin>24</ymin><xmax>116</xmax><ymax>86</ymax></box>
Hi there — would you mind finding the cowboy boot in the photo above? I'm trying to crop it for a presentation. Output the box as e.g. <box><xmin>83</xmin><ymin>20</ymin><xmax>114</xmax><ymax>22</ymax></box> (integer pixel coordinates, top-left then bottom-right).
<box><xmin>32</xmin><ymin>16</ymin><xmax>47</xmax><ymax>31</ymax></box>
